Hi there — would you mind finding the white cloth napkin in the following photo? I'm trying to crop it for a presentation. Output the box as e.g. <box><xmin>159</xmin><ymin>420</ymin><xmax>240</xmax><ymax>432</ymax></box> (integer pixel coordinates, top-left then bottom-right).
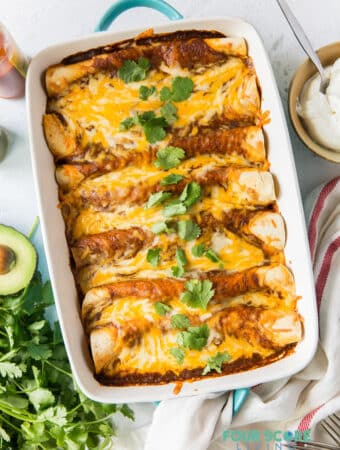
<box><xmin>142</xmin><ymin>177</ymin><xmax>340</xmax><ymax>450</ymax></box>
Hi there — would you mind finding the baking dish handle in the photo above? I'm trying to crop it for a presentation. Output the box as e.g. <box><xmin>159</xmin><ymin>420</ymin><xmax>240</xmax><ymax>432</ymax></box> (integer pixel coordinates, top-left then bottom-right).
<box><xmin>95</xmin><ymin>0</ymin><xmax>183</xmax><ymax>32</ymax></box>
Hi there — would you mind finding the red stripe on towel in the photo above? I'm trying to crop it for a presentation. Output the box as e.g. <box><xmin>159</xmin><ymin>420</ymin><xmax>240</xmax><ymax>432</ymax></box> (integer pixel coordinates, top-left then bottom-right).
<box><xmin>315</xmin><ymin>236</ymin><xmax>340</xmax><ymax>312</ymax></box>
<box><xmin>308</xmin><ymin>178</ymin><xmax>339</xmax><ymax>259</ymax></box>
<box><xmin>297</xmin><ymin>405</ymin><xmax>323</xmax><ymax>431</ymax></box>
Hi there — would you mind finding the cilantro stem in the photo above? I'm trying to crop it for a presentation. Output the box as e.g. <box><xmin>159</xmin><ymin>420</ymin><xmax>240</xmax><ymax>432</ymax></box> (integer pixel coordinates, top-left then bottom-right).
<box><xmin>81</xmin><ymin>413</ymin><xmax>115</xmax><ymax>426</ymax></box>
<box><xmin>28</xmin><ymin>216</ymin><xmax>39</xmax><ymax>240</ymax></box>
<box><xmin>1</xmin><ymin>414</ymin><xmax>22</xmax><ymax>433</ymax></box>
<box><xmin>44</xmin><ymin>359</ymin><xmax>72</xmax><ymax>378</ymax></box>
<box><xmin>0</xmin><ymin>403</ymin><xmax>36</xmax><ymax>422</ymax></box>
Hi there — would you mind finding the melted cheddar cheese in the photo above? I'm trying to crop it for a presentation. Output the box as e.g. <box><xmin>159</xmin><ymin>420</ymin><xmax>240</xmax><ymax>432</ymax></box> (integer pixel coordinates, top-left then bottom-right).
<box><xmin>43</xmin><ymin>30</ymin><xmax>302</xmax><ymax>386</ymax></box>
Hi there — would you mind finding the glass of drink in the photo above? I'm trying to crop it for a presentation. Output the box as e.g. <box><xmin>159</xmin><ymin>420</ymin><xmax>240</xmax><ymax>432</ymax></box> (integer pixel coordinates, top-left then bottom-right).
<box><xmin>0</xmin><ymin>23</ymin><xmax>28</xmax><ymax>99</ymax></box>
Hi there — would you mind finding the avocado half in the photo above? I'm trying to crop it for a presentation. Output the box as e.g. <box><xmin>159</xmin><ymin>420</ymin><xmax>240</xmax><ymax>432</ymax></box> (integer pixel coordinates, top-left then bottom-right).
<box><xmin>0</xmin><ymin>224</ymin><xmax>37</xmax><ymax>295</ymax></box>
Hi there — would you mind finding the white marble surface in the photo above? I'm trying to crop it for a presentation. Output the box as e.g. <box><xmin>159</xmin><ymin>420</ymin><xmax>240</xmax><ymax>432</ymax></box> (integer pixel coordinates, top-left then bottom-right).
<box><xmin>1</xmin><ymin>0</ymin><xmax>339</xmax><ymax>251</ymax></box>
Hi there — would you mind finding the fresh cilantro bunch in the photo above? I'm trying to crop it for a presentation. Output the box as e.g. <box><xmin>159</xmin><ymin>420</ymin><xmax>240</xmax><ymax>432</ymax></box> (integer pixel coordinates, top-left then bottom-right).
<box><xmin>0</xmin><ymin>272</ymin><xmax>133</xmax><ymax>449</ymax></box>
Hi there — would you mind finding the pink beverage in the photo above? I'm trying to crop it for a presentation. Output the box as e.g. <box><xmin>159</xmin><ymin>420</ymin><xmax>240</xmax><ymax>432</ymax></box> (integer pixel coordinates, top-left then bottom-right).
<box><xmin>0</xmin><ymin>25</ymin><xmax>27</xmax><ymax>99</ymax></box>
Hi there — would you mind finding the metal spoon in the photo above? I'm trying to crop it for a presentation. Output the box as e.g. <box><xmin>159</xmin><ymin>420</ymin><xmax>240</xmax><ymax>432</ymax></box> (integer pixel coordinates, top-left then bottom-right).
<box><xmin>276</xmin><ymin>0</ymin><xmax>330</xmax><ymax>93</ymax></box>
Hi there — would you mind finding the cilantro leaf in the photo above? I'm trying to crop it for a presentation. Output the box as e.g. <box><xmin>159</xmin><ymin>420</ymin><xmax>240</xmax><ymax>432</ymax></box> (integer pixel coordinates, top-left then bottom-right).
<box><xmin>160</xmin><ymin>77</ymin><xmax>194</xmax><ymax>102</ymax></box>
<box><xmin>153</xmin><ymin>302</ymin><xmax>172</xmax><ymax>316</ymax></box>
<box><xmin>171</xmin><ymin>77</ymin><xmax>194</xmax><ymax>101</ymax></box>
<box><xmin>160</xmin><ymin>102</ymin><xmax>178</xmax><ymax>125</ymax></box>
<box><xmin>27</xmin><ymin>344</ymin><xmax>53</xmax><ymax>361</ymax></box>
<box><xmin>163</xmin><ymin>201</ymin><xmax>187</xmax><ymax>218</ymax></box>
<box><xmin>160</xmin><ymin>86</ymin><xmax>172</xmax><ymax>101</ymax></box>
<box><xmin>171</xmin><ymin>248</ymin><xmax>188</xmax><ymax>278</ymax></box>
<box><xmin>139</xmin><ymin>85</ymin><xmax>156</xmax><ymax>100</ymax></box>
<box><xmin>160</xmin><ymin>174</ymin><xmax>184</xmax><ymax>186</ymax></box>
<box><xmin>118</xmin><ymin>57</ymin><xmax>151</xmax><ymax>83</ymax></box>
<box><xmin>191</xmin><ymin>245</ymin><xmax>224</xmax><ymax>266</ymax></box>
<box><xmin>205</xmin><ymin>249</ymin><xmax>224</xmax><ymax>266</ymax></box>
<box><xmin>177</xmin><ymin>324</ymin><xmax>209</xmax><ymax>350</ymax></box>
<box><xmin>170</xmin><ymin>314</ymin><xmax>190</xmax><ymax>329</ymax></box>
<box><xmin>146</xmin><ymin>191</ymin><xmax>172</xmax><ymax>208</ymax></box>
<box><xmin>202</xmin><ymin>352</ymin><xmax>231</xmax><ymax>375</ymax></box>
<box><xmin>180</xmin><ymin>182</ymin><xmax>201</xmax><ymax>208</ymax></box>
<box><xmin>178</xmin><ymin>220</ymin><xmax>201</xmax><ymax>241</ymax></box>
<box><xmin>151</xmin><ymin>221</ymin><xmax>175</xmax><ymax>235</ymax></box>
<box><xmin>0</xmin><ymin>362</ymin><xmax>22</xmax><ymax>379</ymax></box>
<box><xmin>191</xmin><ymin>243</ymin><xmax>206</xmax><ymax>257</ymax></box>
<box><xmin>169</xmin><ymin>347</ymin><xmax>185</xmax><ymax>364</ymax></box>
<box><xmin>180</xmin><ymin>279</ymin><xmax>215</xmax><ymax>309</ymax></box>
<box><xmin>155</xmin><ymin>146</ymin><xmax>186</xmax><ymax>170</ymax></box>
<box><xmin>28</xmin><ymin>388</ymin><xmax>55</xmax><ymax>412</ymax></box>
<box><xmin>146</xmin><ymin>248</ymin><xmax>161</xmax><ymax>267</ymax></box>
<box><xmin>143</xmin><ymin>117</ymin><xmax>168</xmax><ymax>143</ymax></box>
<box><xmin>119</xmin><ymin>116</ymin><xmax>136</xmax><ymax>131</ymax></box>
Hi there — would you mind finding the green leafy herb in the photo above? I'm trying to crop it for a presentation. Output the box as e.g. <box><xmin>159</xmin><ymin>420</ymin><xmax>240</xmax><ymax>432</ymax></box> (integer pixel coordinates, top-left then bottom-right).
<box><xmin>146</xmin><ymin>191</ymin><xmax>172</xmax><ymax>209</ymax></box>
<box><xmin>0</xmin><ymin>267</ymin><xmax>134</xmax><ymax>449</ymax></box>
<box><xmin>155</xmin><ymin>146</ymin><xmax>186</xmax><ymax>170</ymax></box>
<box><xmin>160</xmin><ymin>174</ymin><xmax>184</xmax><ymax>186</ymax></box>
<box><xmin>170</xmin><ymin>314</ymin><xmax>190</xmax><ymax>329</ymax></box>
<box><xmin>154</xmin><ymin>302</ymin><xmax>172</xmax><ymax>316</ymax></box>
<box><xmin>180</xmin><ymin>279</ymin><xmax>215</xmax><ymax>309</ymax></box>
<box><xmin>177</xmin><ymin>324</ymin><xmax>210</xmax><ymax>350</ymax></box>
<box><xmin>120</xmin><ymin>111</ymin><xmax>168</xmax><ymax>143</ymax></box>
<box><xmin>160</xmin><ymin>77</ymin><xmax>194</xmax><ymax>102</ymax></box>
<box><xmin>202</xmin><ymin>352</ymin><xmax>231</xmax><ymax>375</ymax></box>
<box><xmin>139</xmin><ymin>85</ymin><xmax>156</xmax><ymax>100</ymax></box>
<box><xmin>179</xmin><ymin>182</ymin><xmax>201</xmax><ymax>208</ymax></box>
<box><xmin>163</xmin><ymin>201</ymin><xmax>187</xmax><ymax>218</ymax></box>
<box><xmin>169</xmin><ymin>347</ymin><xmax>185</xmax><ymax>365</ymax></box>
<box><xmin>191</xmin><ymin>243</ymin><xmax>206</xmax><ymax>257</ymax></box>
<box><xmin>205</xmin><ymin>249</ymin><xmax>223</xmax><ymax>266</ymax></box>
<box><xmin>119</xmin><ymin>116</ymin><xmax>136</xmax><ymax>131</ymax></box>
<box><xmin>146</xmin><ymin>248</ymin><xmax>161</xmax><ymax>267</ymax></box>
<box><xmin>151</xmin><ymin>221</ymin><xmax>176</xmax><ymax>235</ymax></box>
<box><xmin>160</xmin><ymin>102</ymin><xmax>178</xmax><ymax>125</ymax></box>
<box><xmin>143</xmin><ymin>117</ymin><xmax>168</xmax><ymax>143</ymax></box>
<box><xmin>177</xmin><ymin>220</ymin><xmax>201</xmax><ymax>241</ymax></box>
<box><xmin>118</xmin><ymin>57</ymin><xmax>151</xmax><ymax>83</ymax></box>
<box><xmin>191</xmin><ymin>244</ymin><xmax>224</xmax><ymax>267</ymax></box>
<box><xmin>171</xmin><ymin>248</ymin><xmax>188</xmax><ymax>277</ymax></box>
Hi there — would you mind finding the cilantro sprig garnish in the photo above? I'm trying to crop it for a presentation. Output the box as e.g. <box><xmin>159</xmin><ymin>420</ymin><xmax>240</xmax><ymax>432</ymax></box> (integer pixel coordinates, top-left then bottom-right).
<box><xmin>119</xmin><ymin>111</ymin><xmax>168</xmax><ymax>143</ymax></box>
<box><xmin>139</xmin><ymin>85</ymin><xmax>156</xmax><ymax>100</ymax></box>
<box><xmin>171</xmin><ymin>248</ymin><xmax>188</xmax><ymax>278</ymax></box>
<box><xmin>118</xmin><ymin>57</ymin><xmax>151</xmax><ymax>83</ymax></box>
<box><xmin>177</xmin><ymin>324</ymin><xmax>210</xmax><ymax>350</ymax></box>
<box><xmin>151</xmin><ymin>221</ymin><xmax>176</xmax><ymax>235</ymax></box>
<box><xmin>163</xmin><ymin>182</ymin><xmax>201</xmax><ymax>218</ymax></box>
<box><xmin>160</xmin><ymin>102</ymin><xmax>178</xmax><ymax>125</ymax></box>
<box><xmin>180</xmin><ymin>279</ymin><xmax>215</xmax><ymax>309</ymax></box>
<box><xmin>170</xmin><ymin>314</ymin><xmax>190</xmax><ymax>329</ymax></box>
<box><xmin>202</xmin><ymin>352</ymin><xmax>231</xmax><ymax>375</ymax></box>
<box><xmin>160</xmin><ymin>77</ymin><xmax>194</xmax><ymax>102</ymax></box>
<box><xmin>178</xmin><ymin>220</ymin><xmax>201</xmax><ymax>241</ymax></box>
<box><xmin>153</xmin><ymin>302</ymin><xmax>172</xmax><ymax>316</ymax></box>
<box><xmin>0</xmin><ymin>270</ymin><xmax>133</xmax><ymax>449</ymax></box>
<box><xmin>160</xmin><ymin>174</ymin><xmax>184</xmax><ymax>186</ymax></box>
<box><xmin>155</xmin><ymin>146</ymin><xmax>186</xmax><ymax>170</ymax></box>
<box><xmin>192</xmin><ymin>244</ymin><xmax>224</xmax><ymax>267</ymax></box>
<box><xmin>169</xmin><ymin>347</ymin><xmax>185</xmax><ymax>365</ymax></box>
<box><xmin>146</xmin><ymin>248</ymin><xmax>161</xmax><ymax>267</ymax></box>
<box><xmin>146</xmin><ymin>191</ymin><xmax>172</xmax><ymax>209</ymax></box>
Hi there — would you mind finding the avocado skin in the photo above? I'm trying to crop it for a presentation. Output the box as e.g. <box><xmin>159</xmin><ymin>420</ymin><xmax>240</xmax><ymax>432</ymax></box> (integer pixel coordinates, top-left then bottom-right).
<box><xmin>0</xmin><ymin>224</ymin><xmax>37</xmax><ymax>295</ymax></box>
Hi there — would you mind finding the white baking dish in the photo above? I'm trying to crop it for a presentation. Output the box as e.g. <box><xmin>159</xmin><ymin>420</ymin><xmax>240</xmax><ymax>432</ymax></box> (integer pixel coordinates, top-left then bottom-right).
<box><xmin>26</xmin><ymin>15</ymin><xmax>318</xmax><ymax>403</ymax></box>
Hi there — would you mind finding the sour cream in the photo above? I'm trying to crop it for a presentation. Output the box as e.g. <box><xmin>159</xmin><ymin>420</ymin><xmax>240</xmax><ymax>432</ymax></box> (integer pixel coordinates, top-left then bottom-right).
<box><xmin>298</xmin><ymin>58</ymin><xmax>340</xmax><ymax>152</ymax></box>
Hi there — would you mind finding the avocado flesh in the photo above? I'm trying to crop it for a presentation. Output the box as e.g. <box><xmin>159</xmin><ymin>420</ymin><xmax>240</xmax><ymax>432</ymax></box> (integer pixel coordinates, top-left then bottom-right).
<box><xmin>0</xmin><ymin>224</ymin><xmax>37</xmax><ymax>295</ymax></box>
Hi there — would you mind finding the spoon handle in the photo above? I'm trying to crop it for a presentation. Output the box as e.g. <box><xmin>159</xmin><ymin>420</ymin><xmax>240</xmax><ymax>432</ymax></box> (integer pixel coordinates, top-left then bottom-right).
<box><xmin>276</xmin><ymin>0</ymin><xmax>325</xmax><ymax>78</ymax></box>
